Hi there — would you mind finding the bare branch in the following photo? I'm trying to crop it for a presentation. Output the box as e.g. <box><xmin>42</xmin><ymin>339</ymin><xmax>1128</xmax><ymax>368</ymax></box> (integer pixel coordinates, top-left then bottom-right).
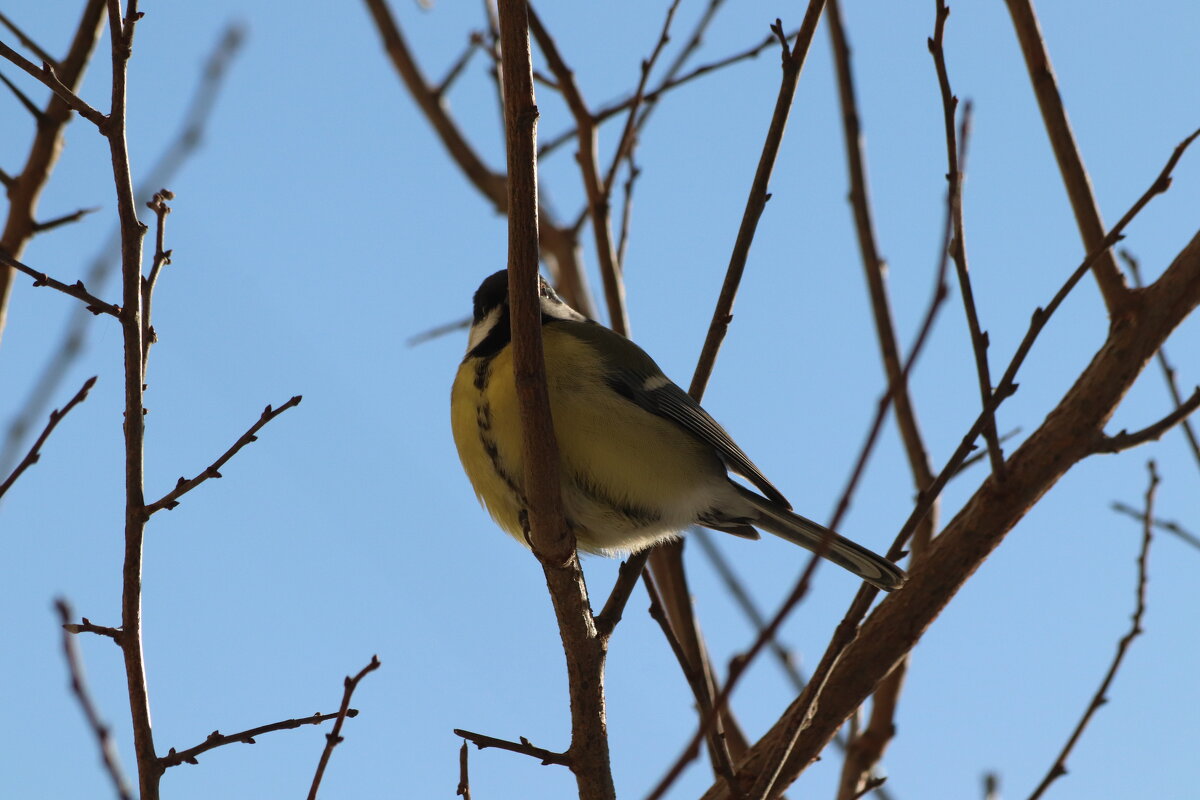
<box><xmin>140</xmin><ymin>189</ymin><xmax>174</xmax><ymax>370</ymax></box>
<box><xmin>1003</xmin><ymin>0</ymin><xmax>1129</xmax><ymax>313</ymax></box>
<box><xmin>1111</xmin><ymin>502</ymin><xmax>1200</xmax><ymax>553</ymax></box>
<box><xmin>405</xmin><ymin>314</ymin><xmax>471</xmax><ymax>347</ymax></box>
<box><xmin>161</xmin><ymin>709</ymin><xmax>358</xmax><ymax>769</ymax></box>
<box><xmin>455</xmin><ymin>729</ymin><xmax>571</xmax><ymax>767</ymax></box>
<box><xmin>435</xmin><ymin>31</ymin><xmax>483</xmax><ymax>98</ymax></box>
<box><xmin>1026</xmin><ymin>461</ymin><xmax>1157</xmax><ymax>800</ymax></box>
<box><xmin>0</xmin><ymin>250</ymin><xmax>121</xmax><ymax>317</ymax></box>
<box><xmin>55</xmin><ymin>598</ymin><xmax>134</xmax><ymax>800</ymax></box>
<box><xmin>306</xmin><ymin>656</ymin><xmax>381</xmax><ymax>800</ymax></box>
<box><xmin>457</xmin><ymin>740</ymin><xmax>472</xmax><ymax>799</ymax></box>
<box><xmin>1092</xmin><ymin>387</ymin><xmax>1200</xmax><ymax>454</ymax></box>
<box><xmin>0</xmin><ymin>68</ymin><xmax>46</xmax><ymax>120</ymax></box>
<box><xmin>144</xmin><ymin>395</ymin><xmax>303</xmax><ymax>515</ymax></box>
<box><xmin>1121</xmin><ymin>249</ymin><xmax>1200</xmax><ymax>473</ymax></box>
<box><xmin>32</xmin><ymin>205</ymin><xmax>101</xmax><ymax>233</ymax></box>
<box><xmin>0</xmin><ymin>41</ymin><xmax>106</xmax><ymax>125</ymax></box>
<box><xmin>0</xmin><ymin>11</ymin><xmax>58</xmax><ymax>67</ymax></box>
<box><xmin>0</xmin><ymin>376</ymin><xmax>96</xmax><ymax>500</ymax></box>
<box><xmin>63</xmin><ymin>616</ymin><xmax>122</xmax><ymax>642</ymax></box>
<box><xmin>929</xmin><ymin>7</ymin><xmax>1005</xmax><ymax>478</ymax></box>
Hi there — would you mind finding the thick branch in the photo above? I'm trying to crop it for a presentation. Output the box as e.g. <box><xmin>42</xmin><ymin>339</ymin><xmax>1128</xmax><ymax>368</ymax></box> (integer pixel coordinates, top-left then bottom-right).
<box><xmin>497</xmin><ymin>3</ymin><xmax>614</xmax><ymax>799</ymax></box>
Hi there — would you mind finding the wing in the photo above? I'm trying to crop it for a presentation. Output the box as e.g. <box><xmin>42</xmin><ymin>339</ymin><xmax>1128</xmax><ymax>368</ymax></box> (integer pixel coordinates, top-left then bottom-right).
<box><xmin>554</xmin><ymin>318</ymin><xmax>791</xmax><ymax>509</ymax></box>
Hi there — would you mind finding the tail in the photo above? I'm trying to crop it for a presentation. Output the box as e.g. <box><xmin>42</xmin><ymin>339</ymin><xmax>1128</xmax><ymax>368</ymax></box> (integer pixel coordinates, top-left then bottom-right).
<box><xmin>734</xmin><ymin>485</ymin><xmax>906</xmax><ymax>592</ymax></box>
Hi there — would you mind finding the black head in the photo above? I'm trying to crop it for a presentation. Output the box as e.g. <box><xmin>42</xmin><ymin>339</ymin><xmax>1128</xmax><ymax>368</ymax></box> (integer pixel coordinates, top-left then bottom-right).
<box><xmin>472</xmin><ymin>270</ymin><xmax>510</xmax><ymax>324</ymax></box>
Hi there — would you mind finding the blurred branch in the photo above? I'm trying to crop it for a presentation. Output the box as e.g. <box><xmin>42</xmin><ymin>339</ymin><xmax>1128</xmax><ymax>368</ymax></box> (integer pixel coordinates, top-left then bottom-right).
<box><xmin>0</xmin><ymin>376</ymin><xmax>95</xmax><ymax>501</ymax></box>
<box><xmin>0</xmin><ymin>0</ymin><xmax>105</xmax><ymax>343</ymax></box>
<box><xmin>55</xmin><ymin>598</ymin><xmax>134</xmax><ymax>800</ymax></box>
<box><xmin>930</xmin><ymin>6</ymin><xmax>1004</xmax><ymax>479</ymax></box>
<box><xmin>454</xmin><ymin>729</ymin><xmax>571</xmax><ymax>766</ymax></box>
<box><xmin>143</xmin><ymin>396</ymin><xmax>303</xmax><ymax>515</ymax></box>
<box><xmin>306</xmin><ymin>655</ymin><xmax>382</xmax><ymax>800</ymax></box>
<box><xmin>1111</xmin><ymin>502</ymin><xmax>1200</xmax><ymax>553</ymax></box>
<box><xmin>0</xmin><ymin>11</ymin><xmax>58</xmax><ymax>66</ymax></box>
<box><xmin>1026</xmin><ymin>461</ymin><xmax>1156</xmax><ymax>800</ymax></box>
<box><xmin>0</xmin><ymin>21</ymin><xmax>244</xmax><ymax>476</ymax></box>
<box><xmin>63</xmin><ymin>616</ymin><xmax>122</xmax><ymax>642</ymax></box>
<box><xmin>1120</xmin><ymin>248</ymin><xmax>1200</xmax><ymax>473</ymax></box>
<box><xmin>161</xmin><ymin>709</ymin><xmax>359</xmax><ymax>768</ymax></box>
<box><xmin>1003</xmin><ymin>0</ymin><xmax>1129</xmax><ymax>314</ymax></box>
<box><xmin>32</xmin><ymin>205</ymin><xmax>100</xmax><ymax>233</ymax></box>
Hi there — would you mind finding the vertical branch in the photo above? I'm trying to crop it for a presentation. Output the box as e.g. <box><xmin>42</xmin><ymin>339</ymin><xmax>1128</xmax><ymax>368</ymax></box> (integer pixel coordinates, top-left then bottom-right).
<box><xmin>496</xmin><ymin>2</ymin><xmax>614</xmax><ymax>799</ymax></box>
<box><xmin>98</xmin><ymin>1</ymin><xmax>159</xmax><ymax>797</ymax></box>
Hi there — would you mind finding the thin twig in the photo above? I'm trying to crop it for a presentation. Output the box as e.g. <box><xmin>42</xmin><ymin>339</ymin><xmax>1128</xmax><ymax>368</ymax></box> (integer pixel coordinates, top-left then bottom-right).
<box><xmin>63</xmin><ymin>616</ymin><xmax>123</xmax><ymax>642</ymax></box>
<box><xmin>0</xmin><ymin>250</ymin><xmax>121</xmax><ymax>317</ymax></box>
<box><xmin>32</xmin><ymin>205</ymin><xmax>101</xmax><ymax>233</ymax></box>
<box><xmin>306</xmin><ymin>655</ymin><xmax>381</xmax><ymax>800</ymax></box>
<box><xmin>0</xmin><ymin>68</ymin><xmax>46</xmax><ymax>120</ymax></box>
<box><xmin>930</xmin><ymin>6</ymin><xmax>1004</xmax><ymax>478</ymax></box>
<box><xmin>143</xmin><ymin>395</ymin><xmax>303</xmax><ymax>515</ymax></box>
<box><xmin>140</xmin><ymin>189</ymin><xmax>173</xmax><ymax>371</ymax></box>
<box><xmin>1026</xmin><ymin>461</ymin><xmax>1157</xmax><ymax>800</ymax></box>
<box><xmin>1121</xmin><ymin>249</ymin><xmax>1200</xmax><ymax>473</ymax></box>
<box><xmin>455</xmin><ymin>729</ymin><xmax>572</xmax><ymax>766</ymax></box>
<box><xmin>406</xmin><ymin>314</ymin><xmax>471</xmax><ymax>347</ymax></box>
<box><xmin>1111</xmin><ymin>502</ymin><xmax>1200</xmax><ymax>552</ymax></box>
<box><xmin>55</xmin><ymin>598</ymin><xmax>134</xmax><ymax>800</ymax></box>
<box><xmin>0</xmin><ymin>376</ymin><xmax>96</xmax><ymax>500</ymax></box>
<box><xmin>1092</xmin><ymin>387</ymin><xmax>1200</xmax><ymax>453</ymax></box>
<box><xmin>436</xmin><ymin>31</ymin><xmax>482</xmax><ymax>98</ymax></box>
<box><xmin>161</xmin><ymin>709</ymin><xmax>359</xmax><ymax>768</ymax></box>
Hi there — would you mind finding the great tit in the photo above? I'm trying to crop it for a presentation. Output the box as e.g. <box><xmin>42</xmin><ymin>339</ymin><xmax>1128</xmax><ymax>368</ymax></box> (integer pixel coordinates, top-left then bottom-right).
<box><xmin>450</xmin><ymin>270</ymin><xmax>906</xmax><ymax>592</ymax></box>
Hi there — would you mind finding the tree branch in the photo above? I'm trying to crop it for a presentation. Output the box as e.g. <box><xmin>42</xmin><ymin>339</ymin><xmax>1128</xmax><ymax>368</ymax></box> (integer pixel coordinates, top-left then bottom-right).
<box><xmin>55</xmin><ymin>598</ymin><xmax>134</xmax><ymax>800</ymax></box>
<box><xmin>1026</xmin><ymin>461</ymin><xmax>1156</xmax><ymax>800</ymax></box>
<box><xmin>161</xmin><ymin>709</ymin><xmax>359</xmax><ymax>768</ymax></box>
<box><xmin>0</xmin><ymin>250</ymin><xmax>121</xmax><ymax>317</ymax></box>
<box><xmin>306</xmin><ymin>655</ymin><xmax>381</xmax><ymax>800</ymax></box>
<box><xmin>454</xmin><ymin>729</ymin><xmax>571</xmax><ymax>767</ymax></box>
<box><xmin>1092</xmin><ymin>387</ymin><xmax>1200</xmax><ymax>454</ymax></box>
<box><xmin>143</xmin><ymin>395</ymin><xmax>303</xmax><ymax>515</ymax></box>
<box><xmin>0</xmin><ymin>376</ymin><xmax>96</xmax><ymax>500</ymax></box>
<box><xmin>1003</xmin><ymin>0</ymin><xmax>1130</xmax><ymax>314</ymax></box>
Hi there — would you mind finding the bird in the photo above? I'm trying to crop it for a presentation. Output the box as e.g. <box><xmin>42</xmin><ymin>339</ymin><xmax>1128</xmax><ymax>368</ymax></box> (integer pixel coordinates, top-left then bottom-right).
<box><xmin>450</xmin><ymin>270</ymin><xmax>906</xmax><ymax>591</ymax></box>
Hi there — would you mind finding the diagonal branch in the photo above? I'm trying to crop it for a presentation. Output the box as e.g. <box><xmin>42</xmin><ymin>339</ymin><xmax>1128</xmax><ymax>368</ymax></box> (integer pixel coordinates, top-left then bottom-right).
<box><xmin>1003</xmin><ymin>0</ymin><xmax>1129</xmax><ymax>313</ymax></box>
<box><xmin>1025</xmin><ymin>461</ymin><xmax>1157</xmax><ymax>800</ymax></box>
<box><xmin>0</xmin><ymin>251</ymin><xmax>121</xmax><ymax>317</ymax></box>
<box><xmin>0</xmin><ymin>41</ymin><xmax>107</xmax><ymax>126</ymax></box>
<box><xmin>1111</xmin><ymin>502</ymin><xmax>1200</xmax><ymax>553</ymax></box>
<box><xmin>1091</xmin><ymin>387</ymin><xmax>1200</xmax><ymax>454</ymax></box>
<box><xmin>55</xmin><ymin>598</ymin><xmax>134</xmax><ymax>800</ymax></box>
<box><xmin>161</xmin><ymin>709</ymin><xmax>359</xmax><ymax>768</ymax></box>
<box><xmin>0</xmin><ymin>376</ymin><xmax>96</xmax><ymax>500</ymax></box>
<box><xmin>143</xmin><ymin>396</ymin><xmax>302</xmax><ymax>515</ymax></box>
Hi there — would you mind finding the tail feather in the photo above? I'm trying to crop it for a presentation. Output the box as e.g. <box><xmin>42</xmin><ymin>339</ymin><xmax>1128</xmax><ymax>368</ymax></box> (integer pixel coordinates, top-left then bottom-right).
<box><xmin>734</xmin><ymin>485</ymin><xmax>906</xmax><ymax>591</ymax></box>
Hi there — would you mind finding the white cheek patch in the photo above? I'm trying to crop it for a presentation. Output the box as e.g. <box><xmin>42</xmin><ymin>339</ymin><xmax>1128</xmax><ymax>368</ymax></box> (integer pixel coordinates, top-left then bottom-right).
<box><xmin>467</xmin><ymin>306</ymin><xmax>502</xmax><ymax>353</ymax></box>
<box><xmin>641</xmin><ymin>374</ymin><xmax>672</xmax><ymax>391</ymax></box>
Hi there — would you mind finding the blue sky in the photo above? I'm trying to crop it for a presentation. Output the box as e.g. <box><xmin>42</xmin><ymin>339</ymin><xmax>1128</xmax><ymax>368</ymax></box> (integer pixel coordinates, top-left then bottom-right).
<box><xmin>2</xmin><ymin>2</ymin><xmax>1198</xmax><ymax>798</ymax></box>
